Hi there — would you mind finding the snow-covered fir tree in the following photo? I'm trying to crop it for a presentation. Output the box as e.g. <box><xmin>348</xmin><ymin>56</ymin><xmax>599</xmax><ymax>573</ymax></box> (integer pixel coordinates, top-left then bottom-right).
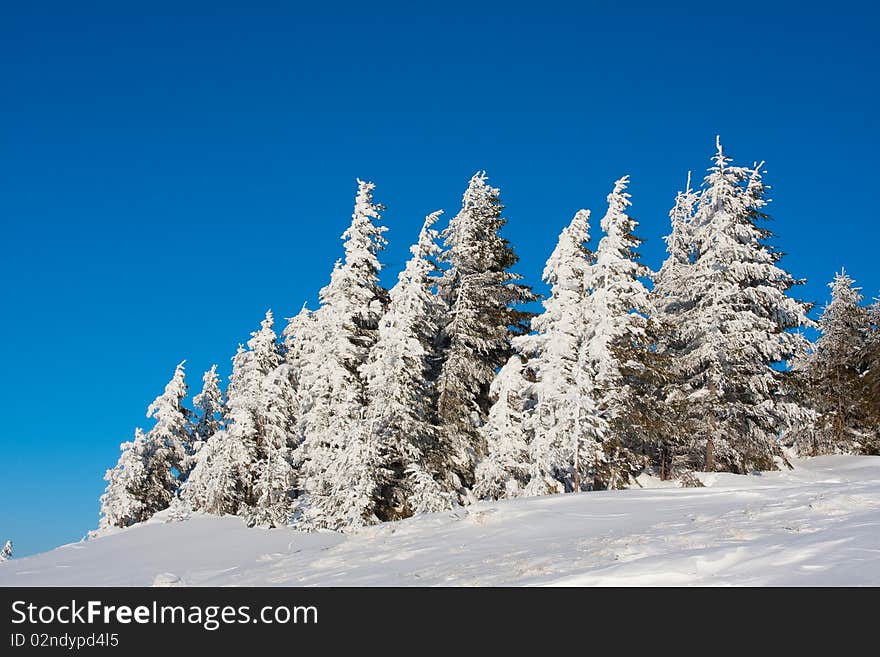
<box><xmin>474</xmin><ymin>354</ymin><xmax>533</xmax><ymax>499</ymax></box>
<box><xmin>648</xmin><ymin>174</ymin><xmax>703</xmax><ymax>477</ymax></box>
<box><xmin>654</xmin><ymin>172</ymin><xmax>699</xmax><ymax>345</ymax></box>
<box><xmin>295</xmin><ymin>180</ymin><xmax>389</xmax><ymax>530</ymax></box>
<box><xmin>359</xmin><ymin>211</ymin><xmax>454</xmax><ymax>520</ymax></box>
<box><xmin>186</xmin><ymin>311</ymin><xmax>296</xmax><ymax>525</ymax></box>
<box><xmin>862</xmin><ymin>300</ymin><xmax>880</xmax><ymax>450</ymax></box>
<box><xmin>789</xmin><ymin>271</ymin><xmax>872</xmax><ymax>455</ymax></box>
<box><xmin>98</xmin><ymin>364</ymin><xmax>192</xmax><ymax>530</ymax></box>
<box><xmin>181</xmin><ymin>426</ymin><xmax>254</xmax><ymax>516</ymax></box>
<box><xmin>578</xmin><ymin>176</ymin><xmax>652</xmax><ymax>489</ymax></box>
<box><xmin>250</xmin><ymin>357</ymin><xmax>299</xmax><ymax>527</ymax></box>
<box><xmin>0</xmin><ymin>540</ymin><xmax>11</xmax><ymax>561</ymax></box>
<box><xmin>98</xmin><ymin>426</ymin><xmax>177</xmax><ymax>529</ymax></box>
<box><xmin>482</xmin><ymin>209</ymin><xmax>594</xmax><ymax>498</ymax></box>
<box><xmin>146</xmin><ymin>361</ymin><xmax>193</xmax><ymax>482</ymax></box>
<box><xmin>191</xmin><ymin>364</ymin><xmax>225</xmax><ymax>457</ymax></box>
<box><xmin>670</xmin><ymin>138</ymin><xmax>812</xmax><ymax>472</ymax></box>
<box><xmin>434</xmin><ymin>172</ymin><xmax>535</xmax><ymax>497</ymax></box>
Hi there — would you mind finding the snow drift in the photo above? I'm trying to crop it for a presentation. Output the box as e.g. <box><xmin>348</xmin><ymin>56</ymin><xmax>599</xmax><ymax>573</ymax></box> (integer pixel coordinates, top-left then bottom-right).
<box><xmin>3</xmin><ymin>455</ymin><xmax>879</xmax><ymax>587</ymax></box>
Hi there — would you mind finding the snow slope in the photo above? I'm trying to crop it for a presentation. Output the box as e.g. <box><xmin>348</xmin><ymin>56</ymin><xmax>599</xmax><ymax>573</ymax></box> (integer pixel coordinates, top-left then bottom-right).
<box><xmin>3</xmin><ymin>455</ymin><xmax>879</xmax><ymax>586</ymax></box>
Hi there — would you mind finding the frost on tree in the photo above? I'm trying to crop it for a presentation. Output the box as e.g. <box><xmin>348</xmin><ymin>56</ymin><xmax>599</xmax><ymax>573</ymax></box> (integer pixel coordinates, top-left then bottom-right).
<box><xmin>654</xmin><ymin>172</ymin><xmax>698</xmax><ymax>339</ymax></box>
<box><xmin>295</xmin><ymin>179</ymin><xmax>389</xmax><ymax>531</ymax></box>
<box><xmin>98</xmin><ymin>364</ymin><xmax>191</xmax><ymax>531</ymax></box>
<box><xmin>191</xmin><ymin>364</ymin><xmax>225</xmax><ymax>458</ymax></box>
<box><xmin>360</xmin><ymin>211</ymin><xmax>455</xmax><ymax>520</ymax></box>
<box><xmin>146</xmin><ymin>361</ymin><xmax>194</xmax><ymax>482</ymax></box>
<box><xmin>787</xmin><ymin>270</ymin><xmax>874</xmax><ymax>456</ymax></box>
<box><xmin>669</xmin><ymin>137</ymin><xmax>813</xmax><ymax>472</ymax></box>
<box><xmin>647</xmin><ymin>174</ymin><xmax>702</xmax><ymax>478</ymax></box>
<box><xmin>577</xmin><ymin>176</ymin><xmax>652</xmax><ymax>489</ymax></box>
<box><xmin>185</xmin><ymin>311</ymin><xmax>297</xmax><ymax>526</ymax></box>
<box><xmin>1</xmin><ymin>540</ymin><xmax>12</xmax><ymax>562</ymax></box>
<box><xmin>490</xmin><ymin>209</ymin><xmax>594</xmax><ymax>498</ymax></box>
<box><xmin>249</xmin><ymin>356</ymin><xmax>299</xmax><ymax>527</ymax></box>
<box><xmin>474</xmin><ymin>354</ymin><xmax>533</xmax><ymax>500</ymax></box>
<box><xmin>434</xmin><ymin>172</ymin><xmax>535</xmax><ymax>497</ymax></box>
<box><xmin>98</xmin><ymin>427</ymin><xmax>177</xmax><ymax>530</ymax></box>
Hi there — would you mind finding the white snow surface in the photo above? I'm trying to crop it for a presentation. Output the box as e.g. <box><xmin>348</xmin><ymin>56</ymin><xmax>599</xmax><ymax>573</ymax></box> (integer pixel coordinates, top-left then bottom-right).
<box><xmin>4</xmin><ymin>455</ymin><xmax>880</xmax><ymax>587</ymax></box>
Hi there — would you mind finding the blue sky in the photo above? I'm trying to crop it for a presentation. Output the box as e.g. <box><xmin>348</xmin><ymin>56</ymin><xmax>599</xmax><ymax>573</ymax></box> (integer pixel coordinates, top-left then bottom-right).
<box><xmin>1</xmin><ymin>1</ymin><xmax>877</xmax><ymax>557</ymax></box>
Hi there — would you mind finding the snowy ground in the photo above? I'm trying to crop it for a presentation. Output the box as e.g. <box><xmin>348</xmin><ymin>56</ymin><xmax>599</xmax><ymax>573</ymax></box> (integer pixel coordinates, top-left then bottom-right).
<box><xmin>3</xmin><ymin>455</ymin><xmax>879</xmax><ymax>586</ymax></box>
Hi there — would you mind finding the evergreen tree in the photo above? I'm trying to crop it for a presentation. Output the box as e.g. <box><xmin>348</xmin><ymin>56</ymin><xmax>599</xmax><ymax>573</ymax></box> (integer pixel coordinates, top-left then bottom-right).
<box><xmin>186</xmin><ymin>311</ymin><xmax>296</xmax><ymax>524</ymax></box>
<box><xmin>862</xmin><ymin>300</ymin><xmax>880</xmax><ymax>451</ymax></box>
<box><xmin>474</xmin><ymin>354</ymin><xmax>533</xmax><ymax>499</ymax></box>
<box><xmin>146</xmin><ymin>361</ymin><xmax>193</xmax><ymax>482</ymax></box>
<box><xmin>295</xmin><ymin>180</ymin><xmax>388</xmax><ymax>530</ymax></box>
<box><xmin>578</xmin><ymin>176</ymin><xmax>652</xmax><ymax>489</ymax></box>
<box><xmin>654</xmin><ymin>172</ymin><xmax>699</xmax><ymax>351</ymax></box>
<box><xmin>500</xmin><ymin>209</ymin><xmax>594</xmax><ymax>497</ymax></box>
<box><xmin>671</xmin><ymin>138</ymin><xmax>812</xmax><ymax>472</ymax></box>
<box><xmin>181</xmin><ymin>426</ymin><xmax>254</xmax><ymax>516</ymax></box>
<box><xmin>360</xmin><ymin>211</ymin><xmax>454</xmax><ymax>520</ymax></box>
<box><xmin>190</xmin><ymin>364</ymin><xmax>225</xmax><ymax>463</ymax></box>
<box><xmin>434</xmin><ymin>172</ymin><xmax>535</xmax><ymax>496</ymax></box>
<box><xmin>649</xmin><ymin>174</ymin><xmax>702</xmax><ymax>478</ymax></box>
<box><xmin>790</xmin><ymin>271</ymin><xmax>873</xmax><ymax>455</ymax></box>
<box><xmin>98</xmin><ymin>426</ymin><xmax>177</xmax><ymax>529</ymax></box>
<box><xmin>249</xmin><ymin>358</ymin><xmax>299</xmax><ymax>527</ymax></box>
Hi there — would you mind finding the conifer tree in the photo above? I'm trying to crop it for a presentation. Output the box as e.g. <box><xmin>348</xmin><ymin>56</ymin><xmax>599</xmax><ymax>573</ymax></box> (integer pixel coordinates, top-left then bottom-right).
<box><xmin>434</xmin><ymin>172</ymin><xmax>535</xmax><ymax>496</ymax></box>
<box><xmin>146</xmin><ymin>361</ymin><xmax>193</xmax><ymax>482</ymax></box>
<box><xmin>98</xmin><ymin>426</ymin><xmax>177</xmax><ymax>529</ymax></box>
<box><xmin>490</xmin><ymin>209</ymin><xmax>594</xmax><ymax>498</ymax></box>
<box><xmin>191</xmin><ymin>364</ymin><xmax>225</xmax><ymax>462</ymax></box>
<box><xmin>578</xmin><ymin>176</ymin><xmax>652</xmax><ymax>489</ymax></box>
<box><xmin>790</xmin><ymin>271</ymin><xmax>872</xmax><ymax>455</ymax></box>
<box><xmin>186</xmin><ymin>311</ymin><xmax>296</xmax><ymax>524</ymax></box>
<box><xmin>295</xmin><ymin>180</ymin><xmax>388</xmax><ymax>530</ymax></box>
<box><xmin>649</xmin><ymin>174</ymin><xmax>702</xmax><ymax>477</ymax></box>
<box><xmin>360</xmin><ymin>211</ymin><xmax>454</xmax><ymax>519</ymax></box>
<box><xmin>474</xmin><ymin>354</ymin><xmax>533</xmax><ymax>499</ymax></box>
<box><xmin>861</xmin><ymin>301</ymin><xmax>880</xmax><ymax>452</ymax></box>
<box><xmin>249</xmin><ymin>358</ymin><xmax>299</xmax><ymax>528</ymax></box>
<box><xmin>671</xmin><ymin>138</ymin><xmax>812</xmax><ymax>472</ymax></box>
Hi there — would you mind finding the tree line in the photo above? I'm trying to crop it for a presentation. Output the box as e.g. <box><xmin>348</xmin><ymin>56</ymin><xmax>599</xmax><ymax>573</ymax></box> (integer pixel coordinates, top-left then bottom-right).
<box><xmin>97</xmin><ymin>137</ymin><xmax>880</xmax><ymax>534</ymax></box>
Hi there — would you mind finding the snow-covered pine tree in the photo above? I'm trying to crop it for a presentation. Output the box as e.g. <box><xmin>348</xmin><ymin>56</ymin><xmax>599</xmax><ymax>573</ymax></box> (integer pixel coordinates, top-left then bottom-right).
<box><xmin>647</xmin><ymin>174</ymin><xmax>702</xmax><ymax>478</ymax></box>
<box><xmin>98</xmin><ymin>363</ymin><xmax>193</xmax><ymax>530</ymax></box>
<box><xmin>295</xmin><ymin>180</ymin><xmax>389</xmax><ymax>530</ymax></box>
<box><xmin>654</xmin><ymin>172</ymin><xmax>699</xmax><ymax>345</ymax></box>
<box><xmin>434</xmin><ymin>172</ymin><xmax>535</xmax><ymax>496</ymax></box>
<box><xmin>0</xmin><ymin>540</ymin><xmax>11</xmax><ymax>561</ymax></box>
<box><xmin>862</xmin><ymin>300</ymin><xmax>880</xmax><ymax>452</ymax></box>
<box><xmin>146</xmin><ymin>361</ymin><xmax>194</xmax><ymax>482</ymax></box>
<box><xmin>790</xmin><ymin>271</ymin><xmax>871</xmax><ymax>455</ymax></box>
<box><xmin>250</xmin><ymin>354</ymin><xmax>299</xmax><ymax>527</ymax></box>
<box><xmin>185</xmin><ymin>311</ymin><xmax>296</xmax><ymax>524</ymax></box>
<box><xmin>98</xmin><ymin>428</ymin><xmax>148</xmax><ymax>530</ymax></box>
<box><xmin>191</xmin><ymin>364</ymin><xmax>225</xmax><ymax>457</ymax></box>
<box><xmin>181</xmin><ymin>426</ymin><xmax>254</xmax><ymax>516</ymax></box>
<box><xmin>672</xmin><ymin>138</ymin><xmax>813</xmax><ymax>472</ymax></box>
<box><xmin>98</xmin><ymin>426</ymin><xmax>176</xmax><ymax>529</ymax></box>
<box><xmin>474</xmin><ymin>354</ymin><xmax>533</xmax><ymax>499</ymax></box>
<box><xmin>360</xmin><ymin>211</ymin><xmax>454</xmax><ymax>520</ymax></box>
<box><xmin>578</xmin><ymin>176</ymin><xmax>652</xmax><ymax>489</ymax></box>
<box><xmin>487</xmin><ymin>209</ymin><xmax>594</xmax><ymax>498</ymax></box>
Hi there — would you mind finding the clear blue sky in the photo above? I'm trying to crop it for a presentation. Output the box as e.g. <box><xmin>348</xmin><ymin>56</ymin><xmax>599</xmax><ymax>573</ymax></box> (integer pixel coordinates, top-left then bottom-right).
<box><xmin>2</xmin><ymin>1</ymin><xmax>877</xmax><ymax>557</ymax></box>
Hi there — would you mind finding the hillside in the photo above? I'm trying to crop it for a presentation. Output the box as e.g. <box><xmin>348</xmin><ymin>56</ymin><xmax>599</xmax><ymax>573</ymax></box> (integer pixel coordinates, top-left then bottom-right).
<box><xmin>3</xmin><ymin>455</ymin><xmax>879</xmax><ymax>587</ymax></box>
